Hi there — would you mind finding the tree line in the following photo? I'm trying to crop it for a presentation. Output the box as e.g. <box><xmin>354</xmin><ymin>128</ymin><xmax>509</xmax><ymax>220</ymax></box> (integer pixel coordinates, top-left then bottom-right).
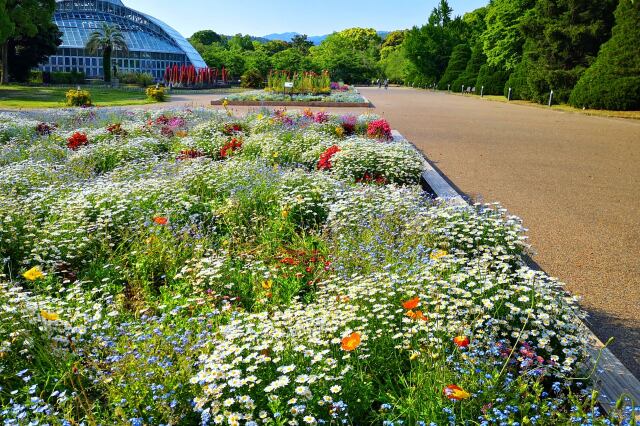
<box><xmin>192</xmin><ymin>0</ymin><xmax>639</xmax><ymax>110</ymax></box>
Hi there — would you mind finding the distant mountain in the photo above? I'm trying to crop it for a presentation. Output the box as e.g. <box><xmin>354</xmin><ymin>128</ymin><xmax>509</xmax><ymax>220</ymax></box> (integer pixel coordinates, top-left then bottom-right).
<box><xmin>262</xmin><ymin>31</ymin><xmax>390</xmax><ymax>45</ymax></box>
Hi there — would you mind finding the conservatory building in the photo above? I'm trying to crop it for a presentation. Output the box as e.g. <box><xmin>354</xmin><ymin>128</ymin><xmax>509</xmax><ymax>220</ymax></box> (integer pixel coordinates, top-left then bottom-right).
<box><xmin>40</xmin><ymin>0</ymin><xmax>206</xmax><ymax>79</ymax></box>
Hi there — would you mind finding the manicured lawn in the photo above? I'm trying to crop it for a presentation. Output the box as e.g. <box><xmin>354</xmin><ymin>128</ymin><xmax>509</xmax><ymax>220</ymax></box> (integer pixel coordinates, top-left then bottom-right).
<box><xmin>0</xmin><ymin>84</ymin><xmax>155</xmax><ymax>108</ymax></box>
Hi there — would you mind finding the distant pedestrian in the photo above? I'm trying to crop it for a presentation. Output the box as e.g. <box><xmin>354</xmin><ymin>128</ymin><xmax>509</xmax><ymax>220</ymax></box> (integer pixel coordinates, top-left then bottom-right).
<box><xmin>377</xmin><ymin>78</ymin><xmax>381</xmax><ymax>89</ymax></box>
<box><xmin>384</xmin><ymin>79</ymin><xmax>389</xmax><ymax>90</ymax></box>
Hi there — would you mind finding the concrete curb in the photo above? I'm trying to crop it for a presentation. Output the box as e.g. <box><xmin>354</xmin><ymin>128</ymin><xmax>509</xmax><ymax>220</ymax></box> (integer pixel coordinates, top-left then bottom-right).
<box><xmin>393</xmin><ymin>130</ymin><xmax>640</xmax><ymax>413</ymax></box>
<box><xmin>211</xmin><ymin>99</ymin><xmax>372</xmax><ymax>108</ymax></box>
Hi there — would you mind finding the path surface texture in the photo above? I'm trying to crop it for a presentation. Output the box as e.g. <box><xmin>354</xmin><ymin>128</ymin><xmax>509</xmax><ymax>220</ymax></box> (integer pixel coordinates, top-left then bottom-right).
<box><xmin>357</xmin><ymin>87</ymin><xmax>640</xmax><ymax>378</ymax></box>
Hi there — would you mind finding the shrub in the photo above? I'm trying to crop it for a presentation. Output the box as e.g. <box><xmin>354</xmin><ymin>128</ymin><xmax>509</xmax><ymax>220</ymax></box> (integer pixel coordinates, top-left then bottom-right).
<box><xmin>146</xmin><ymin>86</ymin><xmax>167</xmax><ymax>102</ymax></box>
<box><xmin>438</xmin><ymin>44</ymin><xmax>471</xmax><ymax>90</ymax></box>
<box><xmin>569</xmin><ymin>0</ymin><xmax>640</xmax><ymax>110</ymax></box>
<box><xmin>452</xmin><ymin>42</ymin><xmax>486</xmax><ymax>91</ymax></box>
<box><xmin>28</xmin><ymin>71</ymin><xmax>44</xmax><ymax>84</ymax></box>
<box><xmin>119</xmin><ymin>72</ymin><xmax>154</xmax><ymax>87</ymax></box>
<box><xmin>65</xmin><ymin>89</ymin><xmax>92</xmax><ymax>107</ymax></box>
<box><xmin>241</xmin><ymin>68</ymin><xmax>264</xmax><ymax>88</ymax></box>
<box><xmin>51</xmin><ymin>71</ymin><xmax>85</xmax><ymax>85</ymax></box>
<box><xmin>475</xmin><ymin>64</ymin><xmax>509</xmax><ymax>96</ymax></box>
<box><xmin>367</xmin><ymin>119</ymin><xmax>393</xmax><ymax>141</ymax></box>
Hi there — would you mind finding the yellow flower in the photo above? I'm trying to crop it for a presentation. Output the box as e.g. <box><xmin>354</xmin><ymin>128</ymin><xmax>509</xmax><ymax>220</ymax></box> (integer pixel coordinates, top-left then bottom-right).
<box><xmin>257</xmin><ymin>113</ymin><xmax>264</xmax><ymax>120</ymax></box>
<box><xmin>272</xmin><ymin>152</ymin><xmax>279</xmax><ymax>158</ymax></box>
<box><xmin>262</xmin><ymin>280</ymin><xmax>273</xmax><ymax>290</ymax></box>
<box><xmin>335</xmin><ymin>126</ymin><xmax>345</xmax><ymax>137</ymax></box>
<box><xmin>281</xmin><ymin>208</ymin><xmax>289</xmax><ymax>219</ymax></box>
<box><xmin>222</xmin><ymin>99</ymin><xmax>229</xmax><ymax>108</ymax></box>
<box><xmin>40</xmin><ymin>310</ymin><xmax>60</xmax><ymax>321</ymax></box>
<box><xmin>409</xmin><ymin>351</ymin><xmax>420</xmax><ymax>361</ymax></box>
<box><xmin>430</xmin><ymin>249</ymin><xmax>448</xmax><ymax>261</ymax></box>
<box><xmin>23</xmin><ymin>266</ymin><xmax>44</xmax><ymax>281</ymax></box>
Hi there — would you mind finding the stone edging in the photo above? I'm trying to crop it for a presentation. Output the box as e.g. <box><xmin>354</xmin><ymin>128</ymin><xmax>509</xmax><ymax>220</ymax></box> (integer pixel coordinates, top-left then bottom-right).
<box><xmin>392</xmin><ymin>129</ymin><xmax>640</xmax><ymax>414</ymax></box>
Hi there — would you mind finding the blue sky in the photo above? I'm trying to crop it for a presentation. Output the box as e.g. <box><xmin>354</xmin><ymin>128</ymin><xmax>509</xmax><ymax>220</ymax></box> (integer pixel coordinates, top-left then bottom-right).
<box><xmin>123</xmin><ymin>0</ymin><xmax>489</xmax><ymax>38</ymax></box>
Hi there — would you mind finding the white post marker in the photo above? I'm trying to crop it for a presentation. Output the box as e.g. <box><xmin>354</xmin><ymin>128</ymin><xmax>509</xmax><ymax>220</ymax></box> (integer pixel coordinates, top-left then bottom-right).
<box><xmin>481</xmin><ymin>86</ymin><xmax>484</xmax><ymax>97</ymax></box>
<box><xmin>461</xmin><ymin>84</ymin><xmax>464</xmax><ymax>94</ymax></box>
<box><xmin>284</xmin><ymin>81</ymin><xmax>293</xmax><ymax>97</ymax></box>
<box><xmin>508</xmin><ymin>87</ymin><xmax>512</xmax><ymax>101</ymax></box>
<box><xmin>548</xmin><ymin>90</ymin><xmax>554</xmax><ymax>107</ymax></box>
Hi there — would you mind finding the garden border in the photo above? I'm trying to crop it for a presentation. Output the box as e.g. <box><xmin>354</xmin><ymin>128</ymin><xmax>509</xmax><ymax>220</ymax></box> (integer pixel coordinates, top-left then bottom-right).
<box><xmin>210</xmin><ymin>98</ymin><xmax>373</xmax><ymax>108</ymax></box>
<box><xmin>392</xmin><ymin>129</ymin><xmax>640</xmax><ymax>414</ymax></box>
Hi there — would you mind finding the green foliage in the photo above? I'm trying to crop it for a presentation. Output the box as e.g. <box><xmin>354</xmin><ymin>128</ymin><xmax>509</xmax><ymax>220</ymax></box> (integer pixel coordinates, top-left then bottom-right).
<box><xmin>570</xmin><ymin>0</ymin><xmax>640</xmax><ymax>110</ymax></box>
<box><xmin>65</xmin><ymin>89</ymin><xmax>92</xmax><ymax>106</ymax></box>
<box><xmin>291</xmin><ymin>34</ymin><xmax>313</xmax><ymax>54</ymax></box>
<box><xmin>189</xmin><ymin>30</ymin><xmax>223</xmax><ymax>46</ymax></box>
<box><xmin>145</xmin><ymin>86</ymin><xmax>166</xmax><ymax>102</ymax></box>
<box><xmin>452</xmin><ymin>41</ymin><xmax>486</xmax><ymax>90</ymax></box>
<box><xmin>271</xmin><ymin>48</ymin><xmax>313</xmax><ymax>73</ymax></box>
<box><xmin>228</xmin><ymin>33</ymin><xmax>254</xmax><ymax>51</ymax></box>
<box><xmin>476</xmin><ymin>64</ymin><xmax>509</xmax><ymax>95</ymax></box>
<box><xmin>310</xmin><ymin>28</ymin><xmax>381</xmax><ymax>83</ymax></box>
<box><xmin>438</xmin><ymin>43</ymin><xmax>470</xmax><ymax>90</ymax></box>
<box><xmin>482</xmin><ymin>0</ymin><xmax>536</xmax><ymax>71</ymax></box>
<box><xmin>266</xmin><ymin>70</ymin><xmax>330</xmax><ymax>94</ymax></box>
<box><xmin>119</xmin><ymin>71</ymin><xmax>154</xmax><ymax>87</ymax></box>
<box><xmin>51</xmin><ymin>71</ymin><xmax>85</xmax><ymax>85</ymax></box>
<box><xmin>7</xmin><ymin>20</ymin><xmax>61</xmax><ymax>82</ymax></box>
<box><xmin>515</xmin><ymin>0</ymin><xmax>617</xmax><ymax>104</ymax></box>
<box><xmin>241</xmin><ymin>68</ymin><xmax>264</xmax><ymax>89</ymax></box>
<box><xmin>380</xmin><ymin>48</ymin><xmax>411</xmax><ymax>83</ymax></box>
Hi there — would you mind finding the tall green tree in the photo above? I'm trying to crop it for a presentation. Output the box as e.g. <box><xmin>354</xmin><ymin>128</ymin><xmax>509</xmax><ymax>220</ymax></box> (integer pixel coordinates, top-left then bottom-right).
<box><xmin>189</xmin><ymin>30</ymin><xmax>223</xmax><ymax>46</ymax></box>
<box><xmin>291</xmin><ymin>34</ymin><xmax>313</xmax><ymax>54</ymax></box>
<box><xmin>85</xmin><ymin>23</ymin><xmax>129</xmax><ymax>83</ymax></box>
<box><xmin>271</xmin><ymin>48</ymin><xmax>313</xmax><ymax>72</ymax></box>
<box><xmin>452</xmin><ymin>41</ymin><xmax>487</xmax><ymax>90</ymax></box>
<box><xmin>438</xmin><ymin>43</ymin><xmax>471</xmax><ymax>89</ymax></box>
<box><xmin>0</xmin><ymin>0</ymin><xmax>56</xmax><ymax>84</ymax></box>
<box><xmin>516</xmin><ymin>0</ymin><xmax>618</xmax><ymax>103</ymax></box>
<box><xmin>404</xmin><ymin>1</ymin><xmax>464</xmax><ymax>83</ymax></box>
<box><xmin>482</xmin><ymin>0</ymin><xmax>536</xmax><ymax>72</ymax></box>
<box><xmin>8</xmin><ymin>21</ymin><xmax>61</xmax><ymax>82</ymax></box>
<box><xmin>570</xmin><ymin>0</ymin><xmax>640</xmax><ymax>110</ymax></box>
<box><xmin>311</xmin><ymin>28</ymin><xmax>381</xmax><ymax>82</ymax></box>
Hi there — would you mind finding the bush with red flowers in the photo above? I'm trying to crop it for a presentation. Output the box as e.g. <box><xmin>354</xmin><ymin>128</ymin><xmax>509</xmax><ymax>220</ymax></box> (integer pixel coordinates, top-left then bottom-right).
<box><xmin>367</xmin><ymin>119</ymin><xmax>393</xmax><ymax>141</ymax></box>
<box><xmin>223</xmin><ymin>123</ymin><xmax>245</xmax><ymax>136</ymax></box>
<box><xmin>35</xmin><ymin>122</ymin><xmax>57</xmax><ymax>136</ymax></box>
<box><xmin>66</xmin><ymin>132</ymin><xmax>88</xmax><ymax>150</ymax></box>
<box><xmin>220</xmin><ymin>138</ymin><xmax>243</xmax><ymax>159</ymax></box>
<box><xmin>314</xmin><ymin>112</ymin><xmax>329</xmax><ymax>124</ymax></box>
<box><xmin>317</xmin><ymin>145</ymin><xmax>341</xmax><ymax>170</ymax></box>
<box><xmin>177</xmin><ymin>149</ymin><xmax>205</xmax><ymax>161</ymax></box>
<box><xmin>106</xmin><ymin>123</ymin><xmax>127</xmax><ymax>137</ymax></box>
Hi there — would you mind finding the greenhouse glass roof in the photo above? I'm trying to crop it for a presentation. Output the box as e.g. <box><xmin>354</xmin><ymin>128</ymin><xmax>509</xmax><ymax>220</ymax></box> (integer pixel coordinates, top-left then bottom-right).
<box><xmin>54</xmin><ymin>0</ymin><xmax>207</xmax><ymax>68</ymax></box>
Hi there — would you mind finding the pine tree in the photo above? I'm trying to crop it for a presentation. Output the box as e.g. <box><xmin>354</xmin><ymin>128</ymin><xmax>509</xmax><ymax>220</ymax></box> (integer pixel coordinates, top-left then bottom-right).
<box><xmin>517</xmin><ymin>0</ymin><xmax>618</xmax><ymax>103</ymax></box>
<box><xmin>452</xmin><ymin>41</ymin><xmax>486</xmax><ymax>91</ymax></box>
<box><xmin>475</xmin><ymin>64</ymin><xmax>510</xmax><ymax>95</ymax></box>
<box><xmin>438</xmin><ymin>43</ymin><xmax>470</xmax><ymax>90</ymax></box>
<box><xmin>570</xmin><ymin>0</ymin><xmax>640</xmax><ymax>110</ymax></box>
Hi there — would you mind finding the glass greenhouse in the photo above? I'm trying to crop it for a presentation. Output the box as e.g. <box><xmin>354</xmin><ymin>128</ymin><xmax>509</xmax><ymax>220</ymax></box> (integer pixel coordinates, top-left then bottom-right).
<box><xmin>39</xmin><ymin>0</ymin><xmax>207</xmax><ymax>80</ymax></box>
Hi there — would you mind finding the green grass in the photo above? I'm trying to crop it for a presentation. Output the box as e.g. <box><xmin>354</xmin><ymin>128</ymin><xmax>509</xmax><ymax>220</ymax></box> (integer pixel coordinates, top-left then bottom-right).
<box><xmin>0</xmin><ymin>85</ymin><xmax>156</xmax><ymax>108</ymax></box>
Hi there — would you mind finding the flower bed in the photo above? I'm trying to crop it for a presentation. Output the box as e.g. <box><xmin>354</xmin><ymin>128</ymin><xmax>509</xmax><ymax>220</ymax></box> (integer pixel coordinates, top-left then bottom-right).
<box><xmin>0</xmin><ymin>109</ymin><xmax>636</xmax><ymax>425</ymax></box>
<box><xmin>213</xmin><ymin>88</ymin><xmax>371</xmax><ymax>107</ymax></box>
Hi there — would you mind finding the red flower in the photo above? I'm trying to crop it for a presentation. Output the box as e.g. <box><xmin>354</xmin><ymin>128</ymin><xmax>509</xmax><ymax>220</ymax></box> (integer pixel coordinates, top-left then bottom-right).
<box><xmin>453</xmin><ymin>336</ymin><xmax>470</xmax><ymax>348</ymax></box>
<box><xmin>443</xmin><ymin>384</ymin><xmax>470</xmax><ymax>401</ymax></box>
<box><xmin>367</xmin><ymin>119</ymin><xmax>393</xmax><ymax>141</ymax></box>
<box><xmin>177</xmin><ymin>149</ymin><xmax>205</xmax><ymax>161</ymax></box>
<box><xmin>402</xmin><ymin>296</ymin><xmax>420</xmax><ymax>310</ymax></box>
<box><xmin>67</xmin><ymin>132</ymin><xmax>88</xmax><ymax>150</ymax></box>
<box><xmin>220</xmin><ymin>138</ymin><xmax>242</xmax><ymax>158</ymax></box>
<box><xmin>318</xmin><ymin>145</ymin><xmax>341</xmax><ymax>170</ymax></box>
<box><xmin>153</xmin><ymin>216</ymin><xmax>168</xmax><ymax>225</ymax></box>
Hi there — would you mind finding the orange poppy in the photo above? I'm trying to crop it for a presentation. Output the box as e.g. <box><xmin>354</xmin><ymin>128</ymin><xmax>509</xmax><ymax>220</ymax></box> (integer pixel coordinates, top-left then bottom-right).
<box><xmin>453</xmin><ymin>336</ymin><xmax>470</xmax><ymax>348</ymax></box>
<box><xmin>153</xmin><ymin>216</ymin><xmax>168</xmax><ymax>225</ymax></box>
<box><xmin>443</xmin><ymin>384</ymin><xmax>470</xmax><ymax>401</ymax></box>
<box><xmin>402</xmin><ymin>296</ymin><xmax>420</xmax><ymax>310</ymax></box>
<box><xmin>341</xmin><ymin>332</ymin><xmax>361</xmax><ymax>351</ymax></box>
<box><xmin>406</xmin><ymin>310</ymin><xmax>428</xmax><ymax>321</ymax></box>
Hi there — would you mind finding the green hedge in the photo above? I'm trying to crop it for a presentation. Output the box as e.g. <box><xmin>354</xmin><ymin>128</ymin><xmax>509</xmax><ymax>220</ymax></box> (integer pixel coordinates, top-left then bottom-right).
<box><xmin>476</xmin><ymin>64</ymin><xmax>509</xmax><ymax>96</ymax></box>
<box><xmin>438</xmin><ymin>44</ymin><xmax>471</xmax><ymax>90</ymax></box>
<box><xmin>51</xmin><ymin>71</ymin><xmax>85</xmax><ymax>85</ymax></box>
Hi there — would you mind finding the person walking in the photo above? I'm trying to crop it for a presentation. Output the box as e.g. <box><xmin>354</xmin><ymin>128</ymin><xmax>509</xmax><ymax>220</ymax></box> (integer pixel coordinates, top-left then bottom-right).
<box><xmin>384</xmin><ymin>79</ymin><xmax>389</xmax><ymax>90</ymax></box>
<box><xmin>377</xmin><ymin>78</ymin><xmax>381</xmax><ymax>89</ymax></box>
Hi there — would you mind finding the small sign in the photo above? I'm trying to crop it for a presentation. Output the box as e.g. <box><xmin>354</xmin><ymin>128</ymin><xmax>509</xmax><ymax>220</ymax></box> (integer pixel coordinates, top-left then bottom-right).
<box><xmin>284</xmin><ymin>82</ymin><xmax>294</xmax><ymax>88</ymax></box>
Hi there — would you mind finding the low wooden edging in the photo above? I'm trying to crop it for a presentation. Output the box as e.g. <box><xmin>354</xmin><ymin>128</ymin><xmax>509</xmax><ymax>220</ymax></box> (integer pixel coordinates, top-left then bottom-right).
<box><xmin>392</xmin><ymin>129</ymin><xmax>640</xmax><ymax>414</ymax></box>
<box><xmin>211</xmin><ymin>99</ymin><xmax>372</xmax><ymax>108</ymax></box>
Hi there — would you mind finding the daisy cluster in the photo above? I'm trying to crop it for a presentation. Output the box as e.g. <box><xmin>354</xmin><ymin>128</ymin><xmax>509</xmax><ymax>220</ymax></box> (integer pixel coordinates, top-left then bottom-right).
<box><xmin>0</xmin><ymin>107</ymin><xmax>636</xmax><ymax>425</ymax></box>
